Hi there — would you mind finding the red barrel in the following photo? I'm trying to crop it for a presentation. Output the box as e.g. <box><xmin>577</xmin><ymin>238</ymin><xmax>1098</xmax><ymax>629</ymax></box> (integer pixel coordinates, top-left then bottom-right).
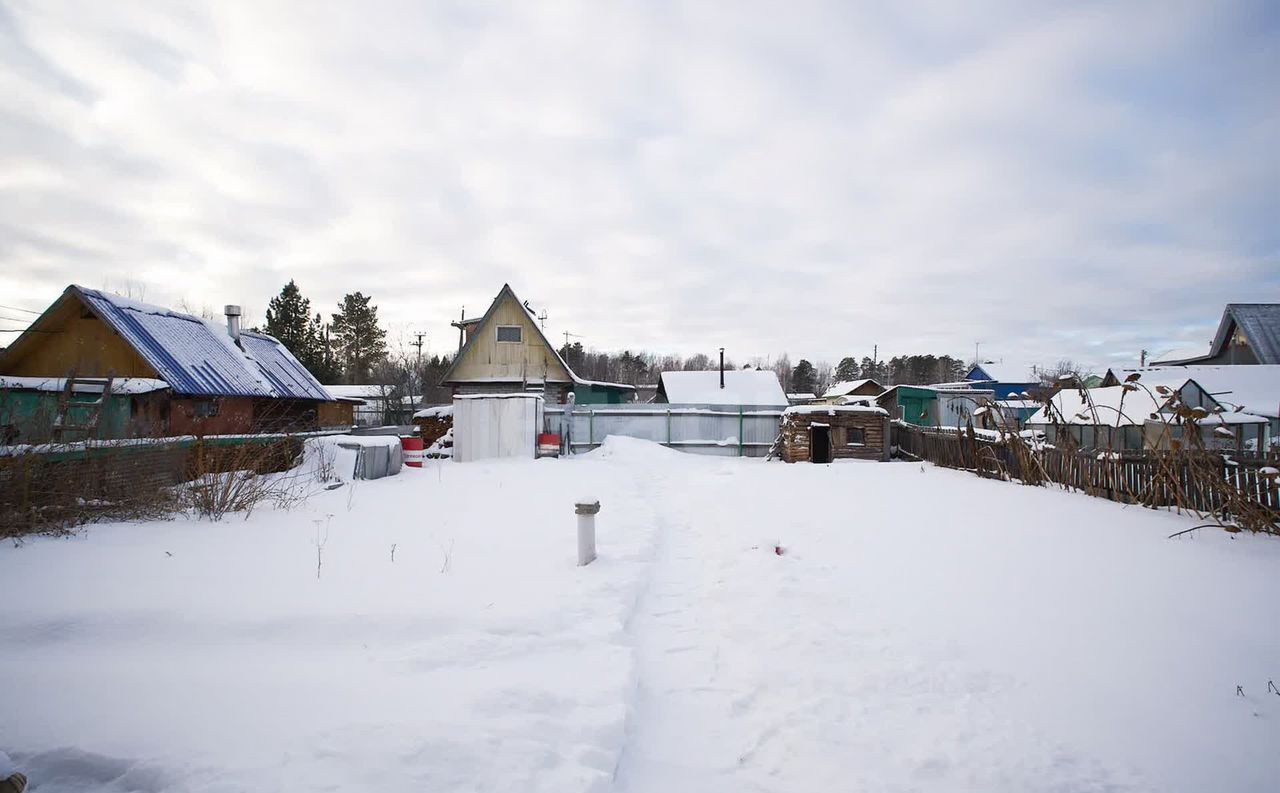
<box><xmin>401</xmin><ymin>436</ymin><xmax>424</xmax><ymax>467</ymax></box>
<box><xmin>537</xmin><ymin>432</ymin><xmax>561</xmax><ymax>457</ymax></box>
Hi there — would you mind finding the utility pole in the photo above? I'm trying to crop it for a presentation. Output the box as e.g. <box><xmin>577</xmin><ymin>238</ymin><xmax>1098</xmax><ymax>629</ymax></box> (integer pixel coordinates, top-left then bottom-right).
<box><xmin>1140</xmin><ymin>348</ymin><xmax>1148</xmax><ymax>366</ymax></box>
<box><xmin>412</xmin><ymin>333</ymin><xmax>426</xmax><ymax>365</ymax></box>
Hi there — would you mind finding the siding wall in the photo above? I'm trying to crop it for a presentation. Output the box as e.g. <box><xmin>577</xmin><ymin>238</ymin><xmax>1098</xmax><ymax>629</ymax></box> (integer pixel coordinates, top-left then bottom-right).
<box><xmin>449</xmin><ymin>294</ymin><xmax>571</xmax><ymax>385</ymax></box>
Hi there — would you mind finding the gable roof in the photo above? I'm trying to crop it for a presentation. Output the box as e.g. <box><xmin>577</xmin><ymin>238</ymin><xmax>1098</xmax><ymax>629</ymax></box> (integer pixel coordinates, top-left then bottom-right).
<box><xmin>2</xmin><ymin>285</ymin><xmax>333</xmax><ymax>400</ymax></box>
<box><xmin>1153</xmin><ymin>304</ymin><xmax>1280</xmax><ymax>365</ymax></box>
<box><xmin>1104</xmin><ymin>365</ymin><xmax>1280</xmax><ymax>419</ymax></box>
<box><xmin>966</xmin><ymin>362</ymin><xmax>1038</xmax><ymax>384</ymax></box>
<box><xmin>439</xmin><ymin>284</ymin><xmax>633</xmax><ymax>392</ymax></box>
<box><xmin>821</xmin><ymin>378</ymin><xmax>883</xmax><ymax>398</ymax></box>
<box><xmin>657</xmin><ymin>370</ymin><xmax>787</xmax><ymax>406</ymax></box>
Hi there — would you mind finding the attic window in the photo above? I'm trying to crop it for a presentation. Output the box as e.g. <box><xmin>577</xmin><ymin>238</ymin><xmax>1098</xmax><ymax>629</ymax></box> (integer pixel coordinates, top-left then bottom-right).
<box><xmin>496</xmin><ymin>325</ymin><xmax>522</xmax><ymax>343</ymax></box>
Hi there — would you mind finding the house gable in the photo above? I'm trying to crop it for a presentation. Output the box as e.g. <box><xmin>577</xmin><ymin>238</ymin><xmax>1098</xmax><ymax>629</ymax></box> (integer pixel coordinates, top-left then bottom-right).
<box><xmin>441</xmin><ymin>285</ymin><xmax>572</xmax><ymax>385</ymax></box>
<box><xmin>0</xmin><ymin>288</ymin><xmax>157</xmax><ymax>380</ymax></box>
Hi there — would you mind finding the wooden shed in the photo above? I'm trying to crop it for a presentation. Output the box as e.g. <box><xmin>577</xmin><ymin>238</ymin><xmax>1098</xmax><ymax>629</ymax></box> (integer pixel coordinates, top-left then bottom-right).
<box><xmin>780</xmin><ymin>405</ymin><xmax>890</xmax><ymax>463</ymax></box>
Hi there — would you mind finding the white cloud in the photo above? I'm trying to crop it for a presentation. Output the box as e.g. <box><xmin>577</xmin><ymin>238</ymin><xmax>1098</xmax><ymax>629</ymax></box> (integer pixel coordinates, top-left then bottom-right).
<box><xmin>0</xmin><ymin>0</ymin><xmax>1275</xmax><ymax>373</ymax></box>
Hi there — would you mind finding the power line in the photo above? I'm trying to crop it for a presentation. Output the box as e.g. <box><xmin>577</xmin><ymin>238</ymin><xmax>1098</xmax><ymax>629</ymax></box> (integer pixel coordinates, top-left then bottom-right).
<box><xmin>0</xmin><ymin>315</ymin><xmax>34</xmax><ymax>323</ymax></box>
<box><xmin>0</xmin><ymin>304</ymin><xmax>40</xmax><ymax>315</ymax></box>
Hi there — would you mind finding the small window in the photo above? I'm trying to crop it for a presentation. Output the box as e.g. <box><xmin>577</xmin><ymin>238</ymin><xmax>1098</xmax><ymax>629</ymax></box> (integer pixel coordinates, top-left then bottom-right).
<box><xmin>496</xmin><ymin>325</ymin><xmax>522</xmax><ymax>343</ymax></box>
<box><xmin>845</xmin><ymin>427</ymin><xmax>865</xmax><ymax>446</ymax></box>
<box><xmin>194</xmin><ymin>400</ymin><xmax>219</xmax><ymax>418</ymax></box>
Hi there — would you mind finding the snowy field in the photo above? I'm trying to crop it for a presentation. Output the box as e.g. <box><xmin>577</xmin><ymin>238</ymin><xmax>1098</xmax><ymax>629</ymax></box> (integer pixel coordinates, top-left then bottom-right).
<box><xmin>1</xmin><ymin>437</ymin><xmax>1278</xmax><ymax>792</ymax></box>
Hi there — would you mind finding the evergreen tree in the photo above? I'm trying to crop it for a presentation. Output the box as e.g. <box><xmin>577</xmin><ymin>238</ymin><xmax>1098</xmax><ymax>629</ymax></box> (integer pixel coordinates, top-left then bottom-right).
<box><xmin>331</xmin><ymin>292</ymin><xmax>388</xmax><ymax>384</ymax></box>
<box><xmin>834</xmin><ymin>356</ymin><xmax>860</xmax><ymax>383</ymax></box>
<box><xmin>309</xmin><ymin>312</ymin><xmax>341</xmax><ymax>383</ymax></box>
<box><xmin>264</xmin><ymin>281</ymin><xmax>316</xmax><ymax>363</ymax></box>
<box><xmin>790</xmin><ymin>359</ymin><xmax>818</xmax><ymax>395</ymax></box>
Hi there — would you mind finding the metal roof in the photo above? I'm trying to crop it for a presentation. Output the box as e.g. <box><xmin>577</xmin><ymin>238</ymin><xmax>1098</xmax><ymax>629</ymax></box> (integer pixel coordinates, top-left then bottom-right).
<box><xmin>75</xmin><ymin>286</ymin><xmax>333</xmax><ymax>400</ymax></box>
<box><xmin>1153</xmin><ymin>304</ymin><xmax>1280</xmax><ymax>365</ymax></box>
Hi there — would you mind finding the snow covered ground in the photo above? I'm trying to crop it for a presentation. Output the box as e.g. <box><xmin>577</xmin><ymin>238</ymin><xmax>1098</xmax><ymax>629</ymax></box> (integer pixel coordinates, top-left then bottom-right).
<box><xmin>1</xmin><ymin>437</ymin><xmax>1277</xmax><ymax>792</ymax></box>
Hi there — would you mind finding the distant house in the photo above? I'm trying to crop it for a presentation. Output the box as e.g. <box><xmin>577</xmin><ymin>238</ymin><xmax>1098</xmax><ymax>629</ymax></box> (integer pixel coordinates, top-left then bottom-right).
<box><xmin>1101</xmin><ymin>365</ymin><xmax>1280</xmax><ymax>449</ymax></box>
<box><xmin>964</xmin><ymin>362</ymin><xmax>1040</xmax><ymax>400</ymax></box>
<box><xmin>819</xmin><ymin>378</ymin><xmax>884</xmax><ymax>403</ymax></box>
<box><xmin>1024</xmin><ymin>381</ymin><xmax>1268</xmax><ymax>452</ymax></box>
<box><xmin>877</xmin><ymin>384</ymin><xmax>995</xmax><ymax>428</ymax></box>
<box><xmin>786</xmin><ymin>392</ymin><xmax>818</xmax><ymax>405</ymax></box>
<box><xmin>654</xmin><ymin>369</ymin><xmax>788</xmax><ymax>407</ymax></box>
<box><xmin>0</xmin><ymin>285</ymin><xmax>338</xmax><ymax>441</ymax></box>
<box><xmin>439</xmin><ymin>284</ymin><xmax>634</xmax><ymax>405</ymax></box>
<box><xmin>1151</xmin><ymin>304</ymin><xmax>1280</xmax><ymax>366</ymax></box>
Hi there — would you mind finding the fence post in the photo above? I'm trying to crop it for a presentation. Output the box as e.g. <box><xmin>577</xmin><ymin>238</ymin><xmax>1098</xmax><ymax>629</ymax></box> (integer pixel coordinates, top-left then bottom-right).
<box><xmin>666</xmin><ymin>409</ymin><xmax>672</xmax><ymax>447</ymax></box>
<box><xmin>738</xmin><ymin>408</ymin><xmax>744</xmax><ymax>457</ymax></box>
<box><xmin>588</xmin><ymin>410</ymin><xmax>595</xmax><ymax>448</ymax></box>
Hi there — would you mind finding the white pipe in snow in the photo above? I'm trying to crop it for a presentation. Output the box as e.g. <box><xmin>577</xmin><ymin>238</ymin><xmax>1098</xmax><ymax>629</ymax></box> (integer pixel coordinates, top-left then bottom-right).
<box><xmin>576</xmin><ymin>500</ymin><xmax>600</xmax><ymax>566</ymax></box>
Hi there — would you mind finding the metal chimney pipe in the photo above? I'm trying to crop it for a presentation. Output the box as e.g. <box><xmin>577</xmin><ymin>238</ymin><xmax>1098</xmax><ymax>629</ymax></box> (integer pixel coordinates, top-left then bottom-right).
<box><xmin>224</xmin><ymin>304</ymin><xmax>242</xmax><ymax>341</ymax></box>
<box><xmin>719</xmin><ymin>347</ymin><xmax>725</xmax><ymax>389</ymax></box>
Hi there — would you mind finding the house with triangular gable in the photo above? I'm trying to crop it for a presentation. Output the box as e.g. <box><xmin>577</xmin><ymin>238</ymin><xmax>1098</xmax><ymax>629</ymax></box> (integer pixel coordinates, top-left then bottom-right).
<box><xmin>439</xmin><ymin>285</ymin><xmax>635</xmax><ymax>404</ymax></box>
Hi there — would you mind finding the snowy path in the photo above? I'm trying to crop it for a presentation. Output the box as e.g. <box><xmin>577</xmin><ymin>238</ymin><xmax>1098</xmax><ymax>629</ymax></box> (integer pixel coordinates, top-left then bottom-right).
<box><xmin>2</xmin><ymin>438</ymin><xmax>1278</xmax><ymax>792</ymax></box>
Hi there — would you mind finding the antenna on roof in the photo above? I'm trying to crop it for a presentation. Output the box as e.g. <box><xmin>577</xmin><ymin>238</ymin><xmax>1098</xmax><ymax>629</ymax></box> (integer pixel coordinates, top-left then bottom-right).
<box><xmin>538</xmin><ymin>309</ymin><xmax>548</xmax><ymax>329</ymax></box>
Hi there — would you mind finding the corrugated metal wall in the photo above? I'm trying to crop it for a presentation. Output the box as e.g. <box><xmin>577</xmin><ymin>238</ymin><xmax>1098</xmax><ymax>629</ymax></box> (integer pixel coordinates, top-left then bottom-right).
<box><xmin>545</xmin><ymin>404</ymin><xmax>782</xmax><ymax>457</ymax></box>
<box><xmin>454</xmin><ymin>395</ymin><xmax>544</xmax><ymax>461</ymax></box>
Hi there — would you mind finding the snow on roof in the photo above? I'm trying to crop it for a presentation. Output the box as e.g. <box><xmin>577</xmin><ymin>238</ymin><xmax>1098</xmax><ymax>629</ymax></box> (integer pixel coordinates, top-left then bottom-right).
<box><xmin>967</xmin><ymin>362</ymin><xmax>1039</xmax><ymax>384</ymax></box>
<box><xmin>658</xmin><ymin>370</ymin><xmax>787</xmax><ymax>407</ymax></box>
<box><xmin>74</xmin><ymin>286</ymin><xmax>332</xmax><ymax>400</ymax></box>
<box><xmin>325</xmin><ymin>384</ymin><xmax>396</xmax><ymax>399</ymax></box>
<box><xmin>1025</xmin><ymin>385</ymin><xmax>1168</xmax><ymax>427</ymax></box>
<box><xmin>821</xmin><ymin>379</ymin><xmax>881</xmax><ymax>398</ymax></box>
<box><xmin>413</xmin><ymin>405</ymin><xmax>453</xmax><ymax>420</ymax></box>
<box><xmin>783</xmin><ymin>404</ymin><xmax>888</xmax><ymax>417</ymax></box>
<box><xmin>786</xmin><ymin>392</ymin><xmax>817</xmax><ymax>400</ymax></box>
<box><xmin>238</xmin><ymin>332</ymin><xmax>332</xmax><ymax>401</ymax></box>
<box><xmin>453</xmin><ymin>392</ymin><xmax>544</xmax><ymax>400</ymax></box>
<box><xmin>993</xmin><ymin>399</ymin><xmax>1041</xmax><ymax>410</ymax></box>
<box><xmin>0</xmin><ymin>375</ymin><xmax>169</xmax><ymax>395</ymax></box>
<box><xmin>1110</xmin><ymin>365</ymin><xmax>1280</xmax><ymax>419</ymax></box>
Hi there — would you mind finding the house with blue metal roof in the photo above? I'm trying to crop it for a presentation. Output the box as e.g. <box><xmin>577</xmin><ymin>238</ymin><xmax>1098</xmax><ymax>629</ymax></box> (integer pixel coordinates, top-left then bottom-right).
<box><xmin>964</xmin><ymin>361</ymin><xmax>1041</xmax><ymax>400</ymax></box>
<box><xmin>0</xmin><ymin>285</ymin><xmax>339</xmax><ymax>440</ymax></box>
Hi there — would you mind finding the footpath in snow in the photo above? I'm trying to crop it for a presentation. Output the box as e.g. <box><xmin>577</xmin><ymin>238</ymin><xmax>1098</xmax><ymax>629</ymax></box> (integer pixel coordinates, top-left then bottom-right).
<box><xmin>1</xmin><ymin>437</ymin><xmax>1278</xmax><ymax>792</ymax></box>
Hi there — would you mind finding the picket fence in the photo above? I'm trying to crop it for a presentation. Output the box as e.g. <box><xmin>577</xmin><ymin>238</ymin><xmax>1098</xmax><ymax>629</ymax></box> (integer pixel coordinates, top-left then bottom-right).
<box><xmin>891</xmin><ymin>422</ymin><xmax>1280</xmax><ymax>520</ymax></box>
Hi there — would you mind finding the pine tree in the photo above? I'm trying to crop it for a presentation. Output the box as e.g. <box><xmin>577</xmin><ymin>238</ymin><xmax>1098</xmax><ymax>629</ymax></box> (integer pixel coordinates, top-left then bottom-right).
<box><xmin>790</xmin><ymin>359</ymin><xmax>818</xmax><ymax>395</ymax></box>
<box><xmin>264</xmin><ymin>281</ymin><xmax>315</xmax><ymax>362</ymax></box>
<box><xmin>834</xmin><ymin>356</ymin><xmax>860</xmax><ymax>383</ymax></box>
<box><xmin>309</xmin><ymin>312</ymin><xmax>341</xmax><ymax>383</ymax></box>
<box><xmin>331</xmin><ymin>292</ymin><xmax>388</xmax><ymax>384</ymax></box>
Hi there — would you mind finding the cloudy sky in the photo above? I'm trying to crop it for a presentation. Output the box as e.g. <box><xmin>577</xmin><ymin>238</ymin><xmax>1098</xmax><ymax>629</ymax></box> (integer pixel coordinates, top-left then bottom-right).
<box><xmin>1</xmin><ymin>1</ymin><xmax>1276</xmax><ymax>372</ymax></box>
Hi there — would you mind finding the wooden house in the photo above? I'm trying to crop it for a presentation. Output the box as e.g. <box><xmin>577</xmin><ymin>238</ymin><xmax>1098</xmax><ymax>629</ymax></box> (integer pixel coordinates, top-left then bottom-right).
<box><xmin>964</xmin><ymin>362</ymin><xmax>1040</xmax><ymax>400</ymax></box>
<box><xmin>440</xmin><ymin>284</ymin><xmax>634</xmax><ymax>404</ymax></box>
<box><xmin>0</xmin><ymin>285</ymin><xmax>339</xmax><ymax>442</ymax></box>
<box><xmin>877</xmin><ymin>385</ymin><xmax>995</xmax><ymax>428</ymax></box>
<box><xmin>818</xmin><ymin>378</ymin><xmax>884</xmax><ymax>404</ymax></box>
<box><xmin>780</xmin><ymin>405</ymin><xmax>891</xmax><ymax>463</ymax></box>
<box><xmin>1150</xmin><ymin>304</ymin><xmax>1280</xmax><ymax>365</ymax></box>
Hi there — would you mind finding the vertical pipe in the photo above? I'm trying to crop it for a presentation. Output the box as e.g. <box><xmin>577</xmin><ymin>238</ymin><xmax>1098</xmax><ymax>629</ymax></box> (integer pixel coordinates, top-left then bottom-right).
<box><xmin>666</xmin><ymin>409</ymin><xmax>672</xmax><ymax>447</ymax></box>
<box><xmin>719</xmin><ymin>347</ymin><xmax>725</xmax><ymax>389</ymax></box>
<box><xmin>589</xmin><ymin>410</ymin><xmax>595</xmax><ymax>448</ymax></box>
<box><xmin>576</xmin><ymin>500</ymin><xmax>600</xmax><ymax>566</ymax></box>
<box><xmin>738</xmin><ymin>407</ymin><xmax>744</xmax><ymax>457</ymax></box>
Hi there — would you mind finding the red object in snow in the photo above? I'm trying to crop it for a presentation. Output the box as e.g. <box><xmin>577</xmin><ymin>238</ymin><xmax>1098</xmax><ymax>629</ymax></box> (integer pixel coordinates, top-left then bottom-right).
<box><xmin>401</xmin><ymin>436</ymin><xmax>424</xmax><ymax>467</ymax></box>
<box><xmin>774</xmin><ymin>545</ymin><xmax>785</xmax><ymax>555</ymax></box>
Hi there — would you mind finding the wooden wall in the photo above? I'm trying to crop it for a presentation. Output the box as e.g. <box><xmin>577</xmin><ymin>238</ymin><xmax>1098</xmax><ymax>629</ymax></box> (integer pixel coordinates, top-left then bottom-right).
<box><xmin>782</xmin><ymin>412</ymin><xmax>889</xmax><ymax>463</ymax></box>
<box><xmin>448</xmin><ymin>293</ymin><xmax>572</xmax><ymax>386</ymax></box>
<box><xmin>1</xmin><ymin>300</ymin><xmax>156</xmax><ymax>379</ymax></box>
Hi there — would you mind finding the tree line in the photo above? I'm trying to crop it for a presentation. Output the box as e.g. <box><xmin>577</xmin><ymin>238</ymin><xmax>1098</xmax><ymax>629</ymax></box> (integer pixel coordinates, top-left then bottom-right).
<box><xmin>260</xmin><ymin>281</ymin><xmax>1019</xmax><ymax>403</ymax></box>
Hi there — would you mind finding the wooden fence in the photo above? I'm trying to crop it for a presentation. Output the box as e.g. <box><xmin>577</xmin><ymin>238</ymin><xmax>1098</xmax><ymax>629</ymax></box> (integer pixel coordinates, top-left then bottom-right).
<box><xmin>891</xmin><ymin>422</ymin><xmax>1280</xmax><ymax>526</ymax></box>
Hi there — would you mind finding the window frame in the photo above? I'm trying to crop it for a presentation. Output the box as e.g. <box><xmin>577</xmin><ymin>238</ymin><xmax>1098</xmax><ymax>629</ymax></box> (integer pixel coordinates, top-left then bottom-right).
<box><xmin>495</xmin><ymin>325</ymin><xmax>523</xmax><ymax>344</ymax></box>
<box><xmin>845</xmin><ymin>426</ymin><xmax>866</xmax><ymax>447</ymax></box>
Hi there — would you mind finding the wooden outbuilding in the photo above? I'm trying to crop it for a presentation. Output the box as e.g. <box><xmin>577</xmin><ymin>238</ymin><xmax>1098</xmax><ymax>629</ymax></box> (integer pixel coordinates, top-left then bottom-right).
<box><xmin>0</xmin><ymin>285</ymin><xmax>340</xmax><ymax>441</ymax></box>
<box><xmin>780</xmin><ymin>404</ymin><xmax>890</xmax><ymax>463</ymax></box>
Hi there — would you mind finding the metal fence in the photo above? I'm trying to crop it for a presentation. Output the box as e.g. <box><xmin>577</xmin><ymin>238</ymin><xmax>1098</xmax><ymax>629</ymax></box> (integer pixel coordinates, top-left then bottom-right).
<box><xmin>545</xmin><ymin>404</ymin><xmax>784</xmax><ymax>457</ymax></box>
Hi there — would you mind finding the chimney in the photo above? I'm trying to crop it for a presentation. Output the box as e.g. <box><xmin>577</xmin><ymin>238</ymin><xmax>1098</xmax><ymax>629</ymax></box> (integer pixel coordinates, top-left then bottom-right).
<box><xmin>719</xmin><ymin>347</ymin><xmax>725</xmax><ymax>389</ymax></box>
<box><xmin>224</xmin><ymin>304</ymin><xmax>242</xmax><ymax>342</ymax></box>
